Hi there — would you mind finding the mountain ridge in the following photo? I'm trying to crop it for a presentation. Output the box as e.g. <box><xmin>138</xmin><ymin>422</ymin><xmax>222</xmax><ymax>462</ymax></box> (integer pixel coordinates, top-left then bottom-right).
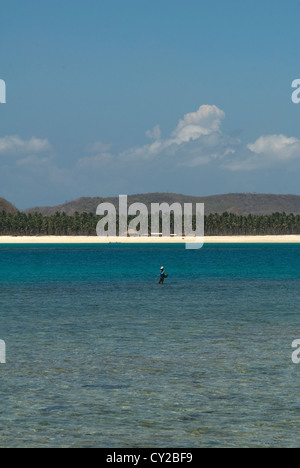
<box><xmin>0</xmin><ymin>198</ymin><xmax>18</xmax><ymax>214</ymax></box>
<box><xmin>24</xmin><ymin>193</ymin><xmax>300</xmax><ymax>216</ymax></box>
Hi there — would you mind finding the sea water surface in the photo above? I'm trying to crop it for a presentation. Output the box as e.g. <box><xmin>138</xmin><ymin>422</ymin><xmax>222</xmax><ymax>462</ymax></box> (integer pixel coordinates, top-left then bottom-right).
<box><xmin>0</xmin><ymin>243</ymin><xmax>300</xmax><ymax>448</ymax></box>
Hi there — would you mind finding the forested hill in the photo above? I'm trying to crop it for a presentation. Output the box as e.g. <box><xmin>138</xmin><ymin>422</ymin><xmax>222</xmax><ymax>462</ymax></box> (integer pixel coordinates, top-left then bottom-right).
<box><xmin>2</xmin><ymin>194</ymin><xmax>300</xmax><ymax>235</ymax></box>
<box><xmin>25</xmin><ymin>193</ymin><xmax>300</xmax><ymax>216</ymax></box>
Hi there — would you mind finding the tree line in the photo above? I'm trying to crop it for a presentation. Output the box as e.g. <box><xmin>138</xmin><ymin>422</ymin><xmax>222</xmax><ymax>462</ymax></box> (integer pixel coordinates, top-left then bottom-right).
<box><xmin>1</xmin><ymin>210</ymin><xmax>300</xmax><ymax>236</ymax></box>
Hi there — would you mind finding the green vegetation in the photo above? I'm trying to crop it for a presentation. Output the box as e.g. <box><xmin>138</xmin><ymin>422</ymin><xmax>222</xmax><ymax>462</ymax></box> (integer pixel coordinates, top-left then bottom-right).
<box><xmin>1</xmin><ymin>211</ymin><xmax>300</xmax><ymax>236</ymax></box>
<box><xmin>204</xmin><ymin>212</ymin><xmax>300</xmax><ymax>235</ymax></box>
<box><xmin>0</xmin><ymin>212</ymin><xmax>97</xmax><ymax>236</ymax></box>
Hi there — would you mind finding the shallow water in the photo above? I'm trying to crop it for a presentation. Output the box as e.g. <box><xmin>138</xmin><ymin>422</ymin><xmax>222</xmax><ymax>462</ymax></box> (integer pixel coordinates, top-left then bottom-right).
<box><xmin>0</xmin><ymin>243</ymin><xmax>299</xmax><ymax>447</ymax></box>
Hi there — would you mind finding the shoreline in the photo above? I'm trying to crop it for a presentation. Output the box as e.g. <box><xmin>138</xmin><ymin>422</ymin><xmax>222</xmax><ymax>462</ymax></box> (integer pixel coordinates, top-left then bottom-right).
<box><xmin>0</xmin><ymin>235</ymin><xmax>300</xmax><ymax>244</ymax></box>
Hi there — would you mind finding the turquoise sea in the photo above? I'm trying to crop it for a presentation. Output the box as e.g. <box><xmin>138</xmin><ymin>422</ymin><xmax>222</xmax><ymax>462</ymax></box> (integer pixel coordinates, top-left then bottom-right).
<box><xmin>0</xmin><ymin>243</ymin><xmax>300</xmax><ymax>448</ymax></box>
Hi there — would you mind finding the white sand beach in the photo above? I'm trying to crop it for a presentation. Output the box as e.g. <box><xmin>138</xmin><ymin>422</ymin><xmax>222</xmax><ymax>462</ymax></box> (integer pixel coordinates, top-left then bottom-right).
<box><xmin>0</xmin><ymin>235</ymin><xmax>300</xmax><ymax>244</ymax></box>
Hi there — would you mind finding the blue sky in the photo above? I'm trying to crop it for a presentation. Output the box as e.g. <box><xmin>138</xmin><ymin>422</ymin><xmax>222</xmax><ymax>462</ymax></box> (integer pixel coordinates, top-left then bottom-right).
<box><xmin>0</xmin><ymin>0</ymin><xmax>299</xmax><ymax>209</ymax></box>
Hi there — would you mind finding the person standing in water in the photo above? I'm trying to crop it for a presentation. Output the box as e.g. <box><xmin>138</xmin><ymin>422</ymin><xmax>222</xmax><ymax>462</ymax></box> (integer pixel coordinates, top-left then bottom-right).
<box><xmin>158</xmin><ymin>266</ymin><xmax>167</xmax><ymax>285</ymax></box>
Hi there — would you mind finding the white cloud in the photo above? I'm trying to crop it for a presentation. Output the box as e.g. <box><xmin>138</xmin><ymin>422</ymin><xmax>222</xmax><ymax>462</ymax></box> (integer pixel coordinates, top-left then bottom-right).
<box><xmin>118</xmin><ymin>104</ymin><xmax>227</xmax><ymax>163</ymax></box>
<box><xmin>16</xmin><ymin>154</ymin><xmax>52</xmax><ymax>168</ymax></box>
<box><xmin>0</xmin><ymin>135</ymin><xmax>51</xmax><ymax>156</ymax></box>
<box><xmin>247</xmin><ymin>134</ymin><xmax>300</xmax><ymax>161</ymax></box>
<box><xmin>171</xmin><ymin>104</ymin><xmax>225</xmax><ymax>144</ymax></box>
<box><xmin>226</xmin><ymin>134</ymin><xmax>300</xmax><ymax>171</ymax></box>
<box><xmin>77</xmin><ymin>152</ymin><xmax>113</xmax><ymax>169</ymax></box>
<box><xmin>146</xmin><ymin>125</ymin><xmax>161</xmax><ymax>140</ymax></box>
<box><xmin>77</xmin><ymin>140</ymin><xmax>113</xmax><ymax>169</ymax></box>
<box><xmin>12</xmin><ymin>106</ymin><xmax>296</xmax><ymax>190</ymax></box>
<box><xmin>3</xmin><ymin>104</ymin><xmax>300</xmax><ymax>208</ymax></box>
<box><xmin>86</xmin><ymin>141</ymin><xmax>112</xmax><ymax>154</ymax></box>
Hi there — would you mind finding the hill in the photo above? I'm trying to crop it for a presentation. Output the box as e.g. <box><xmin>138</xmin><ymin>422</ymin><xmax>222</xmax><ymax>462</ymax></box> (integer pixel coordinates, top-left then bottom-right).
<box><xmin>25</xmin><ymin>193</ymin><xmax>300</xmax><ymax>216</ymax></box>
<box><xmin>0</xmin><ymin>198</ymin><xmax>18</xmax><ymax>214</ymax></box>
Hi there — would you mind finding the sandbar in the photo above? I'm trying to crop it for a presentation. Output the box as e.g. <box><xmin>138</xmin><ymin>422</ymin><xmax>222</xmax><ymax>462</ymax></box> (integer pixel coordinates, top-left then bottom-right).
<box><xmin>0</xmin><ymin>235</ymin><xmax>300</xmax><ymax>244</ymax></box>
